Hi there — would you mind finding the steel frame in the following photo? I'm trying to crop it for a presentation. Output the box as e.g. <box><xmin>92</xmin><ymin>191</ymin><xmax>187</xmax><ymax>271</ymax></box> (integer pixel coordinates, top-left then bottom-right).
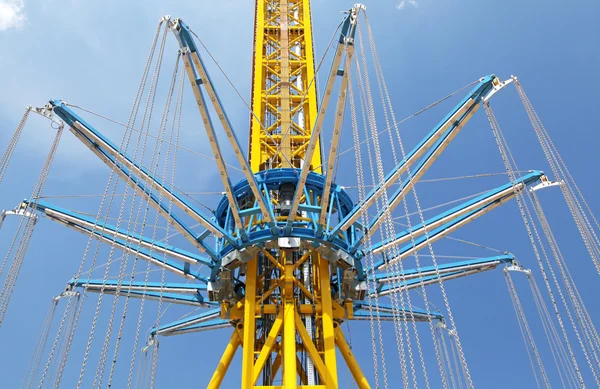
<box><xmin>14</xmin><ymin>2</ymin><xmax>556</xmax><ymax>388</ymax></box>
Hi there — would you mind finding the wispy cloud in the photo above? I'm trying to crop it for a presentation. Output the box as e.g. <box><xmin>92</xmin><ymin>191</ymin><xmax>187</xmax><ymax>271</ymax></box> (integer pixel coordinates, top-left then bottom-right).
<box><xmin>0</xmin><ymin>0</ymin><xmax>26</xmax><ymax>31</ymax></box>
<box><xmin>397</xmin><ymin>0</ymin><xmax>418</xmax><ymax>9</ymax></box>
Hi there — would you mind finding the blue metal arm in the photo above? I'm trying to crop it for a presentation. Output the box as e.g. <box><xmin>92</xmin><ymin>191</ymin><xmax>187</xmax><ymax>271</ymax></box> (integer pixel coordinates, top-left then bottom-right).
<box><xmin>330</xmin><ymin>76</ymin><xmax>497</xmax><ymax>239</ymax></box>
<box><xmin>49</xmin><ymin>100</ymin><xmax>234</xmax><ymax>256</ymax></box>
<box><xmin>69</xmin><ymin>279</ymin><xmax>212</xmax><ymax>306</ymax></box>
<box><xmin>150</xmin><ymin>308</ymin><xmax>224</xmax><ymax>336</ymax></box>
<box><xmin>373</xmin><ymin>255</ymin><xmax>515</xmax><ymax>296</ymax></box>
<box><xmin>369</xmin><ymin>171</ymin><xmax>543</xmax><ymax>269</ymax></box>
<box><xmin>170</xmin><ymin>19</ymin><xmax>276</xmax><ymax>231</ymax></box>
<box><xmin>352</xmin><ymin>302</ymin><xmax>443</xmax><ymax>322</ymax></box>
<box><xmin>286</xmin><ymin>5</ymin><xmax>361</xmax><ymax>228</ymax></box>
<box><xmin>27</xmin><ymin>200</ymin><xmax>213</xmax><ymax>270</ymax></box>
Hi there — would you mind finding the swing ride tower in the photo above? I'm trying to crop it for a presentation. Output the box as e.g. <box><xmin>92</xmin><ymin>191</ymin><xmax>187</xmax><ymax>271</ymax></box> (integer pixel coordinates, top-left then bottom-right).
<box><xmin>8</xmin><ymin>0</ymin><xmax>600</xmax><ymax>388</ymax></box>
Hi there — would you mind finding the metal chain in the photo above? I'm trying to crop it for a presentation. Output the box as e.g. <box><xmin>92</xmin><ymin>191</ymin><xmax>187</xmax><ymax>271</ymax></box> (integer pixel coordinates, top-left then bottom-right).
<box><xmin>74</xmin><ymin>20</ymin><xmax>169</xmax><ymax>389</ymax></box>
<box><xmin>348</xmin><ymin>67</ymin><xmax>384</xmax><ymax>389</ymax></box>
<box><xmin>504</xmin><ymin>270</ymin><xmax>550</xmax><ymax>388</ymax></box>
<box><xmin>149</xmin><ymin>56</ymin><xmax>183</xmax><ymax>389</ymax></box>
<box><xmin>21</xmin><ymin>299</ymin><xmax>58</xmax><ymax>389</ymax></box>
<box><xmin>530</xmin><ymin>192</ymin><xmax>600</xmax><ymax>379</ymax></box>
<box><xmin>0</xmin><ymin>107</ymin><xmax>30</xmax><ymax>184</ymax></box>
<box><xmin>94</xmin><ymin>51</ymin><xmax>182</xmax><ymax>389</ymax></box>
<box><xmin>516</xmin><ymin>81</ymin><xmax>600</xmax><ymax>276</ymax></box>
<box><xmin>364</xmin><ymin>12</ymin><xmax>451</xmax><ymax>388</ymax></box>
<box><xmin>494</xmin><ymin>105</ymin><xmax>600</xmax><ymax>384</ymax></box>
<box><xmin>0</xmin><ymin>123</ymin><xmax>63</xmax><ymax>325</ymax></box>
<box><xmin>484</xmin><ymin>101</ymin><xmax>587</xmax><ymax>387</ymax></box>
<box><xmin>36</xmin><ymin>19</ymin><xmax>168</xmax><ymax>389</ymax></box>
<box><xmin>438</xmin><ymin>328</ymin><xmax>458</xmax><ymax>389</ymax></box>
<box><xmin>528</xmin><ymin>276</ymin><xmax>576</xmax><ymax>389</ymax></box>
<box><xmin>355</xmin><ymin>24</ymin><xmax>414</xmax><ymax>389</ymax></box>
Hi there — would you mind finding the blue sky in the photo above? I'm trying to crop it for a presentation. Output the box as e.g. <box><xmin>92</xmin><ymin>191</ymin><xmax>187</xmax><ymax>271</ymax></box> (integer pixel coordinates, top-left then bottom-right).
<box><xmin>0</xmin><ymin>0</ymin><xmax>599</xmax><ymax>387</ymax></box>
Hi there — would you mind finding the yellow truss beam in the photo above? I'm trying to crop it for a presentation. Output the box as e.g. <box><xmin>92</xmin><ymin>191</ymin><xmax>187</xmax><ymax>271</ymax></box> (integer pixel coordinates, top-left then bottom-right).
<box><xmin>249</xmin><ymin>0</ymin><xmax>322</xmax><ymax>173</ymax></box>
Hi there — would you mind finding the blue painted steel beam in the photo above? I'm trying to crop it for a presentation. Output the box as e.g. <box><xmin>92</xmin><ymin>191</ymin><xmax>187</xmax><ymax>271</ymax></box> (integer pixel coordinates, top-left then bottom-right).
<box><xmin>156</xmin><ymin>319</ymin><xmax>231</xmax><ymax>336</ymax></box>
<box><xmin>373</xmin><ymin>255</ymin><xmax>514</xmax><ymax>296</ymax></box>
<box><xmin>49</xmin><ymin>100</ymin><xmax>234</xmax><ymax>254</ymax></box>
<box><xmin>352</xmin><ymin>302</ymin><xmax>443</xmax><ymax>322</ymax></box>
<box><xmin>28</xmin><ymin>200</ymin><xmax>213</xmax><ymax>268</ymax></box>
<box><xmin>330</xmin><ymin>76</ymin><xmax>497</xmax><ymax>239</ymax></box>
<box><xmin>369</xmin><ymin>171</ymin><xmax>543</xmax><ymax>269</ymax></box>
<box><xmin>70</xmin><ymin>279</ymin><xmax>211</xmax><ymax>306</ymax></box>
<box><xmin>374</xmin><ymin>254</ymin><xmax>515</xmax><ymax>283</ymax></box>
<box><xmin>151</xmin><ymin>308</ymin><xmax>222</xmax><ymax>336</ymax></box>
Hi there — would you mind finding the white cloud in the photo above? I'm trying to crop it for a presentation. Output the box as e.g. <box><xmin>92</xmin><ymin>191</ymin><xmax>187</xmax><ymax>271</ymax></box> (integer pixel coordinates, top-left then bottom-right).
<box><xmin>397</xmin><ymin>0</ymin><xmax>418</xmax><ymax>9</ymax></box>
<box><xmin>0</xmin><ymin>0</ymin><xmax>26</xmax><ymax>31</ymax></box>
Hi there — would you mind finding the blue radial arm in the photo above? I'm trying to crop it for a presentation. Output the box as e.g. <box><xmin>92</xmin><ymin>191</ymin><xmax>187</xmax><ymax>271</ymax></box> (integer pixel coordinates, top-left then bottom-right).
<box><xmin>48</xmin><ymin>100</ymin><xmax>235</xmax><ymax>255</ymax></box>
<box><xmin>369</xmin><ymin>171</ymin><xmax>544</xmax><ymax>269</ymax></box>
<box><xmin>352</xmin><ymin>302</ymin><xmax>443</xmax><ymax>322</ymax></box>
<box><xmin>27</xmin><ymin>200</ymin><xmax>213</xmax><ymax>271</ymax></box>
<box><xmin>330</xmin><ymin>76</ymin><xmax>498</xmax><ymax>238</ymax></box>
<box><xmin>150</xmin><ymin>308</ymin><xmax>226</xmax><ymax>336</ymax></box>
<box><xmin>170</xmin><ymin>19</ymin><xmax>276</xmax><ymax>230</ymax></box>
<box><xmin>373</xmin><ymin>254</ymin><xmax>515</xmax><ymax>296</ymax></box>
<box><xmin>69</xmin><ymin>279</ymin><xmax>213</xmax><ymax>306</ymax></box>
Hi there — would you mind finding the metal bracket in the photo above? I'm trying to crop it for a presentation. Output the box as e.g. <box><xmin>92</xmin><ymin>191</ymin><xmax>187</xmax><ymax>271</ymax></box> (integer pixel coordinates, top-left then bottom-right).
<box><xmin>142</xmin><ymin>336</ymin><xmax>157</xmax><ymax>353</ymax></box>
<box><xmin>504</xmin><ymin>263</ymin><xmax>532</xmax><ymax>276</ymax></box>
<box><xmin>31</xmin><ymin>104</ymin><xmax>65</xmax><ymax>128</ymax></box>
<box><xmin>530</xmin><ymin>175</ymin><xmax>564</xmax><ymax>192</ymax></box>
<box><xmin>53</xmin><ymin>288</ymin><xmax>80</xmax><ymax>301</ymax></box>
<box><xmin>0</xmin><ymin>202</ymin><xmax>39</xmax><ymax>229</ymax></box>
<box><xmin>482</xmin><ymin>76</ymin><xmax>516</xmax><ymax>102</ymax></box>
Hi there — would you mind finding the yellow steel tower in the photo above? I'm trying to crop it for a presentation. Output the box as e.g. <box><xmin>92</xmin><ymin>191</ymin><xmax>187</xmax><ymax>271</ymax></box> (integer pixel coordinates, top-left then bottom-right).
<box><xmin>208</xmin><ymin>1</ymin><xmax>369</xmax><ymax>388</ymax></box>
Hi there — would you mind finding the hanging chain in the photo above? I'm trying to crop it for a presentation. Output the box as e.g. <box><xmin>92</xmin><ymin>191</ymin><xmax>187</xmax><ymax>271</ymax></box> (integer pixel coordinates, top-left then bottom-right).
<box><xmin>0</xmin><ymin>107</ymin><xmax>30</xmax><ymax>184</ymax></box>
<box><xmin>0</xmin><ymin>123</ymin><xmax>63</xmax><ymax>325</ymax></box>
<box><xmin>504</xmin><ymin>270</ymin><xmax>551</xmax><ymax>388</ymax></box>
<box><xmin>348</xmin><ymin>66</ymin><xmax>384</xmax><ymax>389</ymax></box>
<box><xmin>484</xmin><ymin>101</ymin><xmax>588</xmax><ymax>387</ymax></box>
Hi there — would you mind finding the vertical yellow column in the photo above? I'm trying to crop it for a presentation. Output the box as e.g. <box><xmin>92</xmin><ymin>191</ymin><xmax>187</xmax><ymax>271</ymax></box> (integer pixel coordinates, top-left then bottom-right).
<box><xmin>249</xmin><ymin>0</ymin><xmax>265</xmax><ymax>172</ymax></box>
<box><xmin>319</xmin><ymin>254</ymin><xmax>338</xmax><ymax>389</ymax></box>
<box><xmin>241</xmin><ymin>258</ymin><xmax>257</xmax><ymax>389</ymax></box>
<box><xmin>279</xmin><ymin>0</ymin><xmax>292</xmax><ymax>168</ymax></box>
<box><xmin>283</xmin><ymin>252</ymin><xmax>298</xmax><ymax>388</ymax></box>
<box><xmin>208</xmin><ymin>331</ymin><xmax>241</xmax><ymax>389</ymax></box>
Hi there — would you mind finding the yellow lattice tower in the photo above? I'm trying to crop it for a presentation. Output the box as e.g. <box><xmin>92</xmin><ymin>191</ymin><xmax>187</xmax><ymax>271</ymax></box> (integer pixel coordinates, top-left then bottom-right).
<box><xmin>249</xmin><ymin>0</ymin><xmax>322</xmax><ymax>173</ymax></box>
<box><xmin>208</xmin><ymin>1</ymin><xmax>370</xmax><ymax>388</ymax></box>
